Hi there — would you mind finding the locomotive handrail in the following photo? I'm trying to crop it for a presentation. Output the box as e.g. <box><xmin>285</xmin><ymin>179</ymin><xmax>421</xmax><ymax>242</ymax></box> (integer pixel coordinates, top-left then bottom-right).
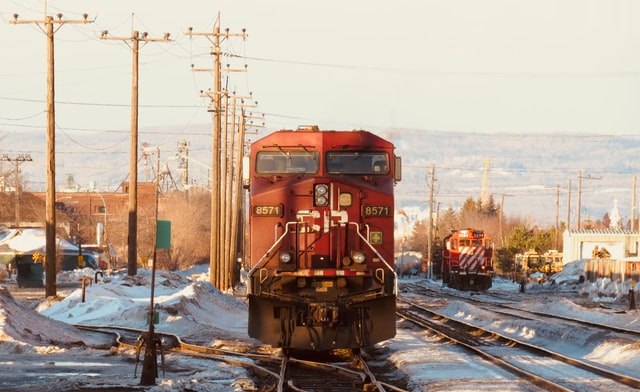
<box><xmin>247</xmin><ymin>221</ymin><xmax>298</xmax><ymax>288</ymax></box>
<box><xmin>349</xmin><ymin>222</ymin><xmax>393</xmax><ymax>271</ymax></box>
<box><xmin>248</xmin><ymin>220</ymin><xmax>398</xmax><ymax>295</ymax></box>
<box><xmin>349</xmin><ymin>222</ymin><xmax>398</xmax><ymax>295</ymax></box>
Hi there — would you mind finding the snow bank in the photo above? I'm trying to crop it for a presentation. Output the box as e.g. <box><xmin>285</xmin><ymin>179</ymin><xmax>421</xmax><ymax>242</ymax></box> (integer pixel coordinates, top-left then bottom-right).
<box><xmin>39</xmin><ymin>268</ymin><xmax>252</xmax><ymax>346</ymax></box>
<box><xmin>0</xmin><ymin>288</ymin><xmax>113</xmax><ymax>354</ymax></box>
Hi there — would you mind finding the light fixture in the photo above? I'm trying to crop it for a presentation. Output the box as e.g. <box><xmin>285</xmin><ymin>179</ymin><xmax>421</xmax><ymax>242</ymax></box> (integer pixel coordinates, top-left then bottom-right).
<box><xmin>352</xmin><ymin>251</ymin><xmax>366</xmax><ymax>264</ymax></box>
<box><xmin>314</xmin><ymin>184</ymin><xmax>329</xmax><ymax>206</ymax></box>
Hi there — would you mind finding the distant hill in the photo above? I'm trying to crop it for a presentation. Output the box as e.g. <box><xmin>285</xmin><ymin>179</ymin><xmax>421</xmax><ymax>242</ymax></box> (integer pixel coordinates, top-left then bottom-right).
<box><xmin>385</xmin><ymin>129</ymin><xmax>640</xmax><ymax>227</ymax></box>
<box><xmin>5</xmin><ymin>125</ymin><xmax>638</xmax><ymax>228</ymax></box>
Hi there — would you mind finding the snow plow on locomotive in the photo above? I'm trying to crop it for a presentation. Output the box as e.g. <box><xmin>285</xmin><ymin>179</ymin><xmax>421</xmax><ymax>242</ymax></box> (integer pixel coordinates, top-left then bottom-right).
<box><xmin>442</xmin><ymin>228</ymin><xmax>494</xmax><ymax>291</ymax></box>
<box><xmin>244</xmin><ymin>126</ymin><xmax>401</xmax><ymax>351</ymax></box>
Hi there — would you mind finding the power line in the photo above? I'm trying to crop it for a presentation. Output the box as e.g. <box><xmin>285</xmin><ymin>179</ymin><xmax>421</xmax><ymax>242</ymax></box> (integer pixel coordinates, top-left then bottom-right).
<box><xmin>234</xmin><ymin>54</ymin><xmax>640</xmax><ymax>77</ymax></box>
<box><xmin>0</xmin><ymin>95</ymin><xmax>203</xmax><ymax>108</ymax></box>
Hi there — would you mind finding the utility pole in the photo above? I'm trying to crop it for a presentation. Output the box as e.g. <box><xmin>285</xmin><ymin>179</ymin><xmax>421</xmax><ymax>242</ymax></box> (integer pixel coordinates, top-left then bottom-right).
<box><xmin>577</xmin><ymin>171</ymin><xmax>602</xmax><ymax>230</ymax></box>
<box><xmin>10</xmin><ymin>12</ymin><xmax>92</xmax><ymax>298</ymax></box>
<box><xmin>632</xmin><ymin>176</ymin><xmax>637</xmax><ymax>231</ymax></box>
<box><xmin>567</xmin><ymin>179</ymin><xmax>571</xmax><ymax>231</ymax></box>
<box><xmin>498</xmin><ymin>193</ymin><xmax>513</xmax><ymax>248</ymax></box>
<box><xmin>187</xmin><ymin>14</ymin><xmax>247</xmax><ymax>290</ymax></box>
<box><xmin>1</xmin><ymin>154</ymin><xmax>33</xmax><ymax>228</ymax></box>
<box><xmin>544</xmin><ymin>184</ymin><xmax>567</xmax><ymax>250</ymax></box>
<box><xmin>427</xmin><ymin>164</ymin><xmax>435</xmax><ymax>279</ymax></box>
<box><xmin>231</xmin><ymin>108</ymin><xmax>247</xmax><ymax>286</ymax></box>
<box><xmin>225</xmin><ymin>94</ymin><xmax>256</xmax><ymax>288</ymax></box>
<box><xmin>577</xmin><ymin>172</ymin><xmax>582</xmax><ymax>230</ymax></box>
<box><xmin>101</xmin><ymin>28</ymin><xmax>170</xmax><ymax>388</ymax></box>
<box><xmin>555</xmin><ymin>184</ymin><xmax>560</xmax><ymax>249</ymax></box>
<box><xmin>100</xmin><ymin>29</ymin><xmax>171</xmax><ymax>278</ymax></box>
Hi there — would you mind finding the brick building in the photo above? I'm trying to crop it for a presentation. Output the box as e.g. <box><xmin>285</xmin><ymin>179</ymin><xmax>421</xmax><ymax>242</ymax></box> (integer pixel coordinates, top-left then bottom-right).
<box><xmin>28</xmin><ymin>182</ymin><xmax>158</xmax><ymax>268</ymax></box>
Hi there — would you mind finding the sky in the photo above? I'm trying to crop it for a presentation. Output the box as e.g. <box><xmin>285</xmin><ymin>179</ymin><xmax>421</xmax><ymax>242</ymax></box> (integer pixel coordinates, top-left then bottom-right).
<box><xmin>0</xmin><ymin>1</ymin><xmax>638</xmax><ymax>222</ymax></box>
<box><xmin>2</xmin><ymin>1</ymin><xmax>639</xmax><ymax>134</ymax></box>
<box><xmin>2</xmin><ymin>262</ymin><xmax>640</xmax><ymax>390</ymax></box>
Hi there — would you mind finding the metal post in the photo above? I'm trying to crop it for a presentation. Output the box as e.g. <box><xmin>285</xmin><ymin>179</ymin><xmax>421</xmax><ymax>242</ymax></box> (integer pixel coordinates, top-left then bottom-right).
<box><xmin>140</xmin><ymin>146</ymin><xmax>161</xmax><ymax>386</ymax></box>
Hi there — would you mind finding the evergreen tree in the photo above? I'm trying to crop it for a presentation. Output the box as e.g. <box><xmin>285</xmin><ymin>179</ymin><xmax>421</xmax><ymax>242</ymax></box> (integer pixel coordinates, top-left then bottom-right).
<box><xmin>406</xmin><ymin>220</ymin><xmax>428</xmax><ymax>254</ymax></box>
<box><xmin>438</xmin><ymin>206</ymin><xmax>458</xmax><ymax>235</ymax></box>
<box><xmin>480</xmin><ymin>194</ymin><xmax>498</xmax><ymax>217</ymax></box>
<box><xmin>531</xmin><ymin>229</ymin><xmax>554</xmax><ymax>253</ymax></box>
<box><xmin>495</xmin><ymin>246</ymin><xmax>519</xmax><ymax>275</ymax></box>
<box><xmin>506</xmin><ymin>224</ymin><xmax>535</xmax><ymax>252</ymax></box>
<box><xmin>459</xmin><ymin>197</ymin><xmax>480</xmax><ymax>227</ymax></box>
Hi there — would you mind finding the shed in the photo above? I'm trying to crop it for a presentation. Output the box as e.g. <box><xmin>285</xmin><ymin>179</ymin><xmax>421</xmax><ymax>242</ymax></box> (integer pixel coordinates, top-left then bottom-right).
<box><xmin>562</xmin><ymin>229</ymin><xmax>640</xmax><ymax>264</ymax></box>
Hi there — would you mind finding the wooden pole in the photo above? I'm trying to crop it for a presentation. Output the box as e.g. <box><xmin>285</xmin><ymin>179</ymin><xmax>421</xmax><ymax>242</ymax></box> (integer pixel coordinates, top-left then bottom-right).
<box><xmin>45</xmin><ymin>16</ymin><xmax>57</xmax><ymax>297</ymax></box>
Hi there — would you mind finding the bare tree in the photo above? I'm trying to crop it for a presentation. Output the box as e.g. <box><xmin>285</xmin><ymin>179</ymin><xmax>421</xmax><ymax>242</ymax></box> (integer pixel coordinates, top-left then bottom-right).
<box><xmin>156</xmin><ymin>191</ymin><xmax>211</xmax><ymax>270</ymax></box>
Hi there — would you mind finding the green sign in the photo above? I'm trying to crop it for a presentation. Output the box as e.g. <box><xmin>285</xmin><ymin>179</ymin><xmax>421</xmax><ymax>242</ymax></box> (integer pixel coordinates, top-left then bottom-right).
<box><xmin>146</xmin><ymin>311</ymin><xmax>160</xmax><ymax>325</ymax></box>
<box><xmin>156</xmin><ymin>220</ymin><xmax>171</xmax><ymax>249</ymax></box>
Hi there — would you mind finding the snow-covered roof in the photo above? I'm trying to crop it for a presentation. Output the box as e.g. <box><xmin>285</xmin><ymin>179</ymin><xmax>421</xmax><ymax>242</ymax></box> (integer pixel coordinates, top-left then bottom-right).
<box><xmin>566</xmin><ymin>229</ymin><xmax>640</xmax><ymax>236</ymax></box>
<box><xmin>0</xmin><ymin>228</ymin><xmax>79</xmax><ymax>254</ymax></box>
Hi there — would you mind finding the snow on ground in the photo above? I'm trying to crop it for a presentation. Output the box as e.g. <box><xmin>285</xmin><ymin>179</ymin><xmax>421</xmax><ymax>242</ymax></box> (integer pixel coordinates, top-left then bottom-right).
<box><xmin>39</xmin><ymin>268</ymin><xmax>250</xmax><ymax>345</ymax></box>
<box><xmin>0</xmin><ymin>265</ymin><xmax>256</xmax><ymax>391</ymax></box>
<box><xmin>1</xmin><ymin>260</ymin><xmax>640</xmax><ymax>390</ymax></box>
<box><xmin>389</xmin><ymin>259</ymin><xmax>640</xmax><ymax>390</ymax></box>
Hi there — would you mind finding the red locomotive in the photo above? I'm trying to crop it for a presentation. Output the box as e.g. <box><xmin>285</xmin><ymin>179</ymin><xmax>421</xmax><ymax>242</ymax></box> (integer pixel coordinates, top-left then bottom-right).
<box><xmin>244</xmin><ymin>126</ymin><xmax>401</xmax><ymax>351</ymax></box>
<box><xmin>442</xmin><ymin>228</ymin><xmax>494</xmax><ymax>291</ymax></box>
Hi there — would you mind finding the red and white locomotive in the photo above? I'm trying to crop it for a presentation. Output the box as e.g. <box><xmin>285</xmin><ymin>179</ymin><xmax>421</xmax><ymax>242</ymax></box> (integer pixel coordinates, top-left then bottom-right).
<box><xmin>244</xmin><ymin>126</ymin><xmax>401</xmax><ymax>351</ymax></box>
<box><xmin>442</xmin><ymin>228</ymin><xmax>494</xmax><ymax>291</ymax></box>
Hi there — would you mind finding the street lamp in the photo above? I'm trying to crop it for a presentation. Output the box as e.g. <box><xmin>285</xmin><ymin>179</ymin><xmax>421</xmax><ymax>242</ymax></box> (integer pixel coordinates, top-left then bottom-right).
<box><xmin>1</xmin><ymin>154</ymin><xmax>33</xmax><ymax>228</ymax></box>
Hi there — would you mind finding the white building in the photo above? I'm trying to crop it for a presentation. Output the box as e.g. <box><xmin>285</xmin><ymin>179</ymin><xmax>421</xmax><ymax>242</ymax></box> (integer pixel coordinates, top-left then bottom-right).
<box><xmin>562</xmin><ymin>229</ymin><xmax>640</xmax><ymax>264</ymax></box>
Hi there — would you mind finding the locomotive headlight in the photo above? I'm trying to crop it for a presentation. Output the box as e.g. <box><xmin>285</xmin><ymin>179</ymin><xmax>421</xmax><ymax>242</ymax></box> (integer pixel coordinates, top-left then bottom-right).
<box><xmin>339</xmin><ymin>192</ymin><xmax>352</xmax><ymax>207</ymax></box>
<box><xmin>314</xmin><ymin>184</ymin><xmax>329</xmax><ymax>206</ymax></box>
<box><xmin>352</xmin><ymin>251</ymin><xmax>366</xmax><ymax>264</ymax></box>
<box><xmin>279</xmin><ymin>251</ymin><xmax>293</xmax><ymax>263</ymax></box>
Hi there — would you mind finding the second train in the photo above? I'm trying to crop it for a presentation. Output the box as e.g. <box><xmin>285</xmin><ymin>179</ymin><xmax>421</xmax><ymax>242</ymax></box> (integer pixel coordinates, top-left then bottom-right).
<box><xmin>442</xmin><ymin>228</ymin><xmax>494</xmax><ymax>291</ymax></box>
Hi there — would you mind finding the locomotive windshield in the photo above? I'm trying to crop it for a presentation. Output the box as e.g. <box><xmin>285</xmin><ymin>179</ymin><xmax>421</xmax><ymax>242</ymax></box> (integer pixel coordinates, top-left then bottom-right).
<box><xmin>326</xmin><ymin>151</ymin><xmax>389</xmax><ymax>175</ymax></box>
<box><xmin>256</xmin><ymin>150</ymin><xmax>319</xmax><ymax>174</ymax></box>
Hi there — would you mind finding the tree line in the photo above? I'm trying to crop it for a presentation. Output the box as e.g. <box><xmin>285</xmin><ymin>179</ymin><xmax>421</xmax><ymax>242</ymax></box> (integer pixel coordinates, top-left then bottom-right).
<box><xmin>398</xmin><ymin>195</ymin><xmax>632</xmax><ymax>278</ymax></box>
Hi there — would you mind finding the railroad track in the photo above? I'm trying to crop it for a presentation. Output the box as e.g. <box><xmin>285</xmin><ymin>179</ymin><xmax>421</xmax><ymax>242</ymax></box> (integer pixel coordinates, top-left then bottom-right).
<box><xmin>275</xmin><ymin>351</ymin><xmax>409</xmax><ymax>392</ymax></box>
<box><xmin>76</xmin><ymin>324</ymin><xmax>408</xmax><ymax>391</ymax></box>
<box><xmin>404</xmin><ymin>281</ymin><xmax>640</xmax><ymax>337</ymax></box>
<box><xmin>398</xmin><ymin>298</ymin><xmax>640</xmax><ymax>391</ymax></box>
